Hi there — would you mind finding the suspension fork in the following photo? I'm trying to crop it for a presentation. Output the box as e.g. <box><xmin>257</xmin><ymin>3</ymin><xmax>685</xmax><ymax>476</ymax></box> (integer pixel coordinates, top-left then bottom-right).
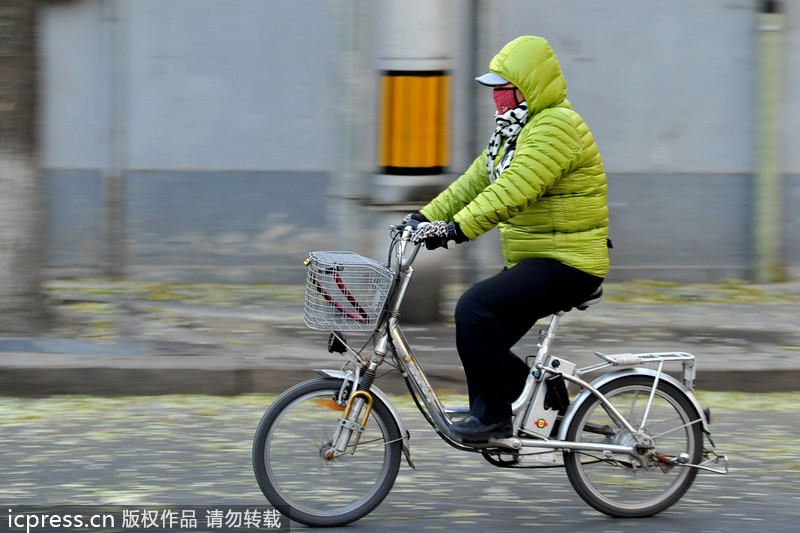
<box><xmin>326</xmin><ymin>390</ymin><xmax>375</xmax><ymax>458</ymax></box>
<box><xmin>327</xmin><ymin>329</ymin><xmax>389</xmax><ymax>457</ymax></box>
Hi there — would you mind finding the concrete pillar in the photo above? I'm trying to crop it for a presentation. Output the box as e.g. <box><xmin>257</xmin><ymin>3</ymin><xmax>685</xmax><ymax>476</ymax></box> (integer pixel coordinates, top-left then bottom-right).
<box><xmin>329</xmin><ymin>0</ymin><xmax>371</xmax><ymax>252</ymax></box>
<box><xmin>371</xmin><ymin>0</ymin><xmax>454</xmax><ymax>322</ymax></box>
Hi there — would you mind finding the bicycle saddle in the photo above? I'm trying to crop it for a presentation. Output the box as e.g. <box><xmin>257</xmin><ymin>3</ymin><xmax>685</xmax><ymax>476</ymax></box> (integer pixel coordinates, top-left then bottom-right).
<box><xmin>570</xmin><ymin>286</ymin><xmax>603</xmax><ymax>312</ymax></box>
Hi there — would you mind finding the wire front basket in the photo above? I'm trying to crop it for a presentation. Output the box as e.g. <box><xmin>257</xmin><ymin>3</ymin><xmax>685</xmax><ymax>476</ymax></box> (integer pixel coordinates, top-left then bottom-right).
<box><xmin>303</xmin><ymin>251</ymin><xmax>394</xmax><ymax>332</ymax></box>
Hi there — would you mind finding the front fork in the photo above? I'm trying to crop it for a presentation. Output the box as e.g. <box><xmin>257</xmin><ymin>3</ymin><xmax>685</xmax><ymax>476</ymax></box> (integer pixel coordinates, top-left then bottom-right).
<box><xmin>323</xmin><ymin>368</ymin><xmax>376</xmax><ymax>459</ymax></box>
<box><xmin>325</xmin><ymin>323</ymin><xmax>394</xmax><ymax>458</ymax></box>
<box><xmin>327</xmin><ymin>391</ymin><xmax>374</xmax><ymax>458</ymax></box>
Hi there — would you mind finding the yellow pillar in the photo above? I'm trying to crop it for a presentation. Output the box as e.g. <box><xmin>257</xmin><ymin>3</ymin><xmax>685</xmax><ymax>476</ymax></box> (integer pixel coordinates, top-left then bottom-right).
<box><xmin>379</xmin><ymin>71</ymin><xmax>450</xmax><ymax>174</ymax></box>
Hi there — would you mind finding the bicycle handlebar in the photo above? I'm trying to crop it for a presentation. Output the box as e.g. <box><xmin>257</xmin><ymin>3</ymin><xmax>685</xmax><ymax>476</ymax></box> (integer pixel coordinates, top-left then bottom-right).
<box><xmin>390</xmin><ymin>219</ymin><xmax>457</xmax><ymax>253</ymax></box>
<box><xmin>388</xmin><ymin>223</ymin><xmax>422</xmax><ymax>269</ymax></box>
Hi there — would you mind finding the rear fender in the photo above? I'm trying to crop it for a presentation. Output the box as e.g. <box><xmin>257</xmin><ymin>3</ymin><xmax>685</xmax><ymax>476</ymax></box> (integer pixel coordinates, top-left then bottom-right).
<box><xmin>556</xmin><ymin>367</ymin><xmax>709</xmax><ymax>441</ymax></box>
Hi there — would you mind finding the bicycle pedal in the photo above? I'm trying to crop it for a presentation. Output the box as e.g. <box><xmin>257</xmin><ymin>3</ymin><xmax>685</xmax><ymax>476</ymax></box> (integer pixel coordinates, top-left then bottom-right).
<box><xmin>486</xmin><ymin>436</ymin><xmax>522</xmax><ymax>450</ymax></box>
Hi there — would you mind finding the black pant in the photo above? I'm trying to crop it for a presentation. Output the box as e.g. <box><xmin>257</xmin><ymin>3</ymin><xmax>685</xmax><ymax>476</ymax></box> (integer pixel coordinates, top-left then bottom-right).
<box><xmin>454</xmin><ymin>258</ymin><xmax>603</xmax><ymax>423</ymax></box>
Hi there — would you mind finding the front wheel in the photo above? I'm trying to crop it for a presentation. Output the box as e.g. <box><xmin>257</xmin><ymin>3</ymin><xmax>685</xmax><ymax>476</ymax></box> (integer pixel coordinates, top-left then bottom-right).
<box><xmin>563</xmin><ymin>375</ymin><xmax>703</xmax><ymax>517</ymax></box>
<box><xmin>252</xmin><ymin>378</ymin><xmax>402</xmax><ymax>527</ymax></box>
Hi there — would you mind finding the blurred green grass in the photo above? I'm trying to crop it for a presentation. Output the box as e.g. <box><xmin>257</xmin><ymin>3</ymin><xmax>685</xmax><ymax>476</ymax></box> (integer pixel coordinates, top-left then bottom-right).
<box><xmin>0</xmin><ymin>391</ymin><xmax>798</xmax><ymax>420</ymax></box>
<box><xmin>44</xmin><ymin>279</ymin><xmax>800</xmax><ymax>309</ymax></box>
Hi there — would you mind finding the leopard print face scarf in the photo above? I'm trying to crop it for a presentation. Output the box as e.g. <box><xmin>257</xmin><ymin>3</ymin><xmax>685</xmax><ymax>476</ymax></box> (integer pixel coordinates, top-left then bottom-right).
<box><xmin>486</xmin><ymin>102</ymin><xmax>528</xmax><ymax>182</ymax></box>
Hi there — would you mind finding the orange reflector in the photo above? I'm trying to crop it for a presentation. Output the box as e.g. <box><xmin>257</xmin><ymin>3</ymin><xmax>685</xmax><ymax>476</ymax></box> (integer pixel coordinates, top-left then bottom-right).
<box><xmin>316</xmin><ymin>399</ymin><xmax>345</xmax><ymax>411</ymax></box>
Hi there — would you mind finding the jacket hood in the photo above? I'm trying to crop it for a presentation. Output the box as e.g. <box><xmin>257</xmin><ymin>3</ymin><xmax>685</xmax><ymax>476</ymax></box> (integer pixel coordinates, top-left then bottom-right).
<box><xmin>488</xmin><ymin>36</ymin><xmax>567</xmax><ymax>115</ymax></box>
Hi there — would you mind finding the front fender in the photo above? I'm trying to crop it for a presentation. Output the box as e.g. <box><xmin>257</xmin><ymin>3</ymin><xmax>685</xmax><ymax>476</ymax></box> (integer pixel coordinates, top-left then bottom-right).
<box><xmin>314</xmin><ymin>369</ymin><xmax>414</xmax><ymax>468</ymax></box>
<box><xmin>556</xmin><ymin>367</ymin><xmax>709</xmax><ymax>441</ymax></box>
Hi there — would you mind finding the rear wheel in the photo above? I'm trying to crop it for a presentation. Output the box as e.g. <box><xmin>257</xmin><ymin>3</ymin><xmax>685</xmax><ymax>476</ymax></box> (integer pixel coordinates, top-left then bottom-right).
<box><xmin>252</xmin><ymin>378</ymin><xmax>402</xmax><ymax>527</ymax></box>
<box><xmin>564</xmin><ymin>375</ymin><xmax>703</xmax><ymax>517</ymax></box>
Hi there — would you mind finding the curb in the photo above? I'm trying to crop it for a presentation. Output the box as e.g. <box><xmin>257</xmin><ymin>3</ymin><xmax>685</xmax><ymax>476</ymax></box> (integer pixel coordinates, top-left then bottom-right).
<box><xmin>1</xmin><ymin>363</ymin><xmax>797</xmax><ymax>397</ymax></box>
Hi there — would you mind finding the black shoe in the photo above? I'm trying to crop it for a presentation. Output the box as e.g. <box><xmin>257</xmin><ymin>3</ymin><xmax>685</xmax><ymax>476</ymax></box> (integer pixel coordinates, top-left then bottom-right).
<box><xmin>451</xmin><ymin>415</ymin><xmax>513</xmax><ymax>443</ymax></box>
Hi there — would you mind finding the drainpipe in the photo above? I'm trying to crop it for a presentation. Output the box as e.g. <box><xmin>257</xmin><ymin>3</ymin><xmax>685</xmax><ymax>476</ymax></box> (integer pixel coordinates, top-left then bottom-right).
<box><xmin>100</xmin><ymin>0</ymin><xmax>127</xmax><ymax>279</ymax></box>
<box><xmin>752</xmin><ymin>0</ymin><xmax>784</xmax><ymax>282</ymax></box>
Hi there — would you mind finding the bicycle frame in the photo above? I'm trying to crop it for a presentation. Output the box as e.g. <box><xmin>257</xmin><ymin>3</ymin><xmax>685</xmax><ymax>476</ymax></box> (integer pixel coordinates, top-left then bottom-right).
<box><xmin>254</xmin><ymin>224</ymin><xmax>731</xmax><ymax>528</ymax></box>
<box><xmin>330</xmin><ymin>225</ymin><xmax>726</xmax><ymax>472</ymax></box>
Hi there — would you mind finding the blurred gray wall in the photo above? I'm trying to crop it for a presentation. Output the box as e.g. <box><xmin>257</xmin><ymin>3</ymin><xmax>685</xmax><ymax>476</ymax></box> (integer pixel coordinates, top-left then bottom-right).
<box><xmin>38</xmin><ymin>0</ymin><xmax>799</xmax><ymax>283</ymax></box>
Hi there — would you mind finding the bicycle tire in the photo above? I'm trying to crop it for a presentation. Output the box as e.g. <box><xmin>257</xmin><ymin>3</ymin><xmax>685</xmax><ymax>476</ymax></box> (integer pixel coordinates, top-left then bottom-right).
<box><xmin>563</xmin><ymin>375</ymin><xmax>703</xmax><ymax>517</ymax></box>
<box><xmin>252</xmin><ymin>378</ymin><xmax>402</xmax><ymax>527</ymax></box>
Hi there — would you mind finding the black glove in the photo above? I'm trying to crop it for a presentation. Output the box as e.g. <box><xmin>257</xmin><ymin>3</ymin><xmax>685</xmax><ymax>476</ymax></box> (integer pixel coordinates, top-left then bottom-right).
<box><xmin>411</xmin><ymin>220</ymin><xmax>468</xmax><ymax>250</ymax></box>
<box><xmin>401</xmin><ymin>213</ymin><xmax>428</xmax><ymax>226</ymax></box>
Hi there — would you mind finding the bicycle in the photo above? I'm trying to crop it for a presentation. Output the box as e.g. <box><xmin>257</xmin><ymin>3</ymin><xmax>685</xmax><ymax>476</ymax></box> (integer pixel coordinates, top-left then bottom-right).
<box><xmin>252</xmin><ymin>222</ymin><xmax>729</xmax><ymax>527</ymax></box>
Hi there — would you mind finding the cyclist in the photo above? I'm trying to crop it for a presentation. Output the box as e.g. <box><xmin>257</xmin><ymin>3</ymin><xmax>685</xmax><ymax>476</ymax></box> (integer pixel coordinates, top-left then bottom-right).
<box><xmin>406</xmin><ymin>35</ymin><xmax>609</xmax><ymax>442</ymax></box>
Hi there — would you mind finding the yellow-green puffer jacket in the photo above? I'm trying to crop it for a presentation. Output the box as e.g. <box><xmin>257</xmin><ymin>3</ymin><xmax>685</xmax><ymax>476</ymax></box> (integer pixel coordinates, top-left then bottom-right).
<box><xmin>420</xmin><ymin>36</ymin><xmax>609</xmax><ymax>278</ymax></box>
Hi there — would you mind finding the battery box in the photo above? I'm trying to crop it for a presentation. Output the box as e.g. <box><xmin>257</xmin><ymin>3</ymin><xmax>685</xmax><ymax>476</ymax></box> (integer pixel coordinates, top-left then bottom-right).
<box><xmin>521</xmin><ymin>356</ymin><xmax>576</xmax><ymax>438</ymax></box>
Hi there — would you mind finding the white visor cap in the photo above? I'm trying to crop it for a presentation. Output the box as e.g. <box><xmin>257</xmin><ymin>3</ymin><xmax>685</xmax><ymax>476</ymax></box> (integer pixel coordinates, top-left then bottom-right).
<box><xmin>475</xmin><ymin>72</ymin><xmax>510</xmax><ymax>86</ymax></box>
